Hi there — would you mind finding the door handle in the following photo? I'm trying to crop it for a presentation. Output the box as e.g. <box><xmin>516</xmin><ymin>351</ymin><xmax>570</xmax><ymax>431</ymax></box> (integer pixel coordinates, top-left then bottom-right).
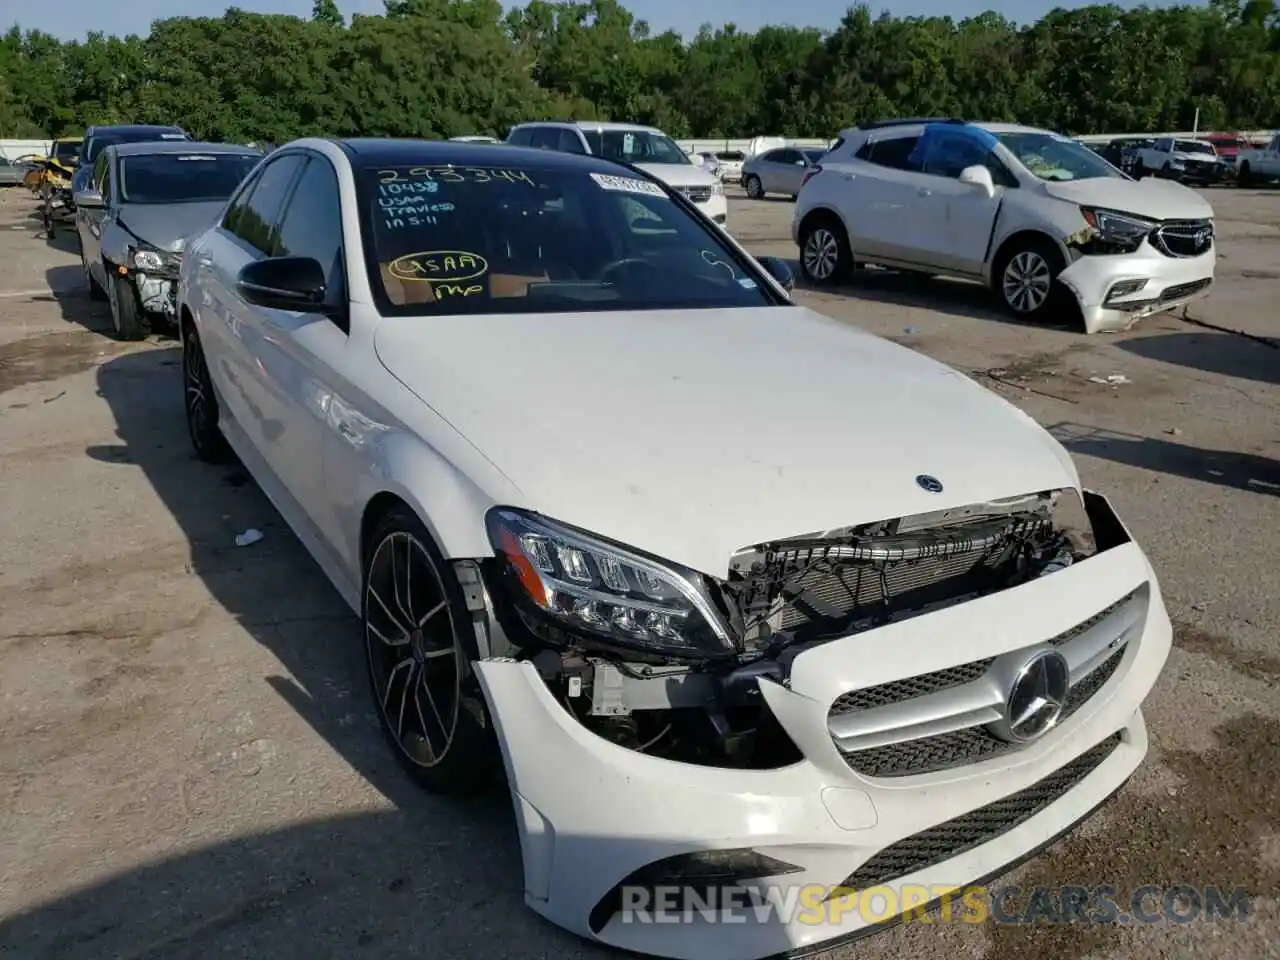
<box><xmin>918</xmin><ymin>188</ymin><xmax>932</xmax><ymax>196</ymax></box>
<box><xmin>842</xmin><ymin>174</ymin><xmax>856</xmax><ymax>181</ymax></box>
<box><xmin>336</xmin><ymin>420</ymin><xmax>358</xmax><ymax>441</ymax></box>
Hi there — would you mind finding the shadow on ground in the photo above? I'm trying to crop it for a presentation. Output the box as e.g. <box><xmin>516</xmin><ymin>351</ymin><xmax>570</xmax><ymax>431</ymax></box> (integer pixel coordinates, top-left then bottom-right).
<box><xmin>0</xmin><ymin>338</ymin><xmax>587</xmax><ymax>958</ymax></box>
<box><xmin>1050</xmin><ymin>422</ymin><xmax>1280</xmax><ymax>496</ymax></box>
<box><xmin>788</xmin><ymin>262</ymin><xmax>1084</xmax><ymax>331</ymax></box>
<box><xmin>1116</xmin><ymin>331</ymin><xmax>1280</xmax><ymax>385</ymax></box>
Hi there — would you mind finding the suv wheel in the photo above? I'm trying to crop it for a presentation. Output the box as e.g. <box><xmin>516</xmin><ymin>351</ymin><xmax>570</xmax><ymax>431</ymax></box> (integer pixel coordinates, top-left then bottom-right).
<box><xmin>799</xmin><ymin>215</ymin><xmax>852</xmax><ymax>286</ymax></box>
<box><xmin>993</xmin><ymin>239</ymin><xmax>1064</xmax><ymax>322</ymax></box>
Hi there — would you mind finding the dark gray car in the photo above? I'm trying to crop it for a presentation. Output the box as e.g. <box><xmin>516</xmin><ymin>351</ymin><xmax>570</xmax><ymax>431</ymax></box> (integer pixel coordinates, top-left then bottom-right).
<box><xmin>74</xmin><ymin>140</ymin><xmax>262</xmax><ymax>339</ymax></box>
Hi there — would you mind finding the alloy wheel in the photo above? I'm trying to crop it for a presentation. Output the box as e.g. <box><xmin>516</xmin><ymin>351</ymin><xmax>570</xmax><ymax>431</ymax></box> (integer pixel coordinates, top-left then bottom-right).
<box><xmin>365</xmin><ymin>531</ymin><xmax>463</xmax><ymax>769</ymax></box>
<box><xmin>1002</xmin><ymin>250</ymin><xmax>1052</xmax><ymax>313</ymax></box>
<box><xmin>803</xmin><ymin>227</ymin><xmax>840</xmax><ymax>281</ymax></box>
<box><xmin>184</xmin><ymin>331</ymin><xmax>211</xmax><ymax>448</ymax></box>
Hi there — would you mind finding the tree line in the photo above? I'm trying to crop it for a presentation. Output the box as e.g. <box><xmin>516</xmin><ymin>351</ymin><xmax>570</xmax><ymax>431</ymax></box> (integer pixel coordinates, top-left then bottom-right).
<box><xmin>2</xmin><ymin>0</ymin><xmax>1278</xmax><ymax>145</ymax></box>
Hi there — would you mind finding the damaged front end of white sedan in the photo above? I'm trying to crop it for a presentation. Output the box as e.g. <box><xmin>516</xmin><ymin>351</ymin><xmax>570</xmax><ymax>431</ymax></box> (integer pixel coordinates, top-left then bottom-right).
<box><xmin>467</xmin><ymin>484</ymin><xmax>1171</xmax><ymax>960</ymax></box>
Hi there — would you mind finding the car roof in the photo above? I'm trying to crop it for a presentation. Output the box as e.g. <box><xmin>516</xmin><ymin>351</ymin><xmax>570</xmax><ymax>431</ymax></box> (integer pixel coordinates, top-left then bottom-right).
<box><xmin>86</xmin><ymin>124</ymin><xmax>185</xmax><ymax>135</ymax></box>
<box><xmin>839</xmin><ymin>120</ymin><xmax>1054</xmax><ymax>140</ymax></box>
<box><xmin>513</xmin><ymin>120</ymin><xmax>666</xmax><ymax>134</ymax></box>
<box><xmin>333</xmin><ymin>137</ymin><xmax>647</xmax><ymax>176</ymax></box>
<box><xmin>110</xmin><ymin>140</ymin><xmax>260</xmax><ymax>158</ymax></box>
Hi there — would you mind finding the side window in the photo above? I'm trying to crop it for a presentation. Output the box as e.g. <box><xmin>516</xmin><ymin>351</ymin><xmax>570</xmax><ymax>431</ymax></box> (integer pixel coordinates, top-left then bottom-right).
<box><xmin>506</xmin><ymin>128</ymin><xmax>531</xmax><ymax>147</ymax></box>
<box><xmin>100</xmin><ymin>160</ymin><xmax>113</xmax><ymax>203</ymax></box>
<box><xmin>864</xmin><ymin>136</ymin><xmax>920</xmax><ymax>171</ymax></box>
<box><xmin>231</xmin><ymin>154</ymin><xmax>305</xmax><ymax>254</ymax></box>
<box><xmin>557</xmin><ymin>129</ymin><xmax>587</xmax><ymax>154</ymax></box>
<box><xmin>223</xmin><ymin>170</ymin><xmax>262</xmax><ymax>236</ymax></box>
<box><xmin>92</xmin><ymin>152</ymin><xmax>109</xmax><ymax>191</ymax></box>
<box><xmin>917</xmin><ymin>131</ymin><xmax>991</xmax><ymax>179</ymax></box>
<box><xmin>272</xmin><ymin>156</ymin><xmax>346</xmax><ymax>326</ymax></box>
<box><xmin>1154</xmin><ymin>138</ymin><xmax>1172</xmax><ymax>151</ymax></box>
<box><xmin>775</xmin><ymin>149</ymin><xmax>802</xmax><ymax>165</ymax></box>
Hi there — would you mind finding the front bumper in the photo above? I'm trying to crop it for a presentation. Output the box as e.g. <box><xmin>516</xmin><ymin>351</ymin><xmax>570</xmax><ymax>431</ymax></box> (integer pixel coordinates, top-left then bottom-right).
<box><xmin>1059</xmin><ymin>240</ymin><xmax>1214</xmax><ymax>334</ymax></box>
<box><xmin>474</xmin><ymin>493</ymin><xmax>1171</xmax><ymax>960</ymax></box>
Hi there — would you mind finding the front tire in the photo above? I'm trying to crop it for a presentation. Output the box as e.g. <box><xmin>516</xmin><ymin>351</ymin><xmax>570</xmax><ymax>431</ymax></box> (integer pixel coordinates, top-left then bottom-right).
<box><xmin>744</xmin><ymin>175</ymin><xmax>764</xmax><ymax>200</ymax></box>
<box><xmin>1238</xmin><ymin>162</ymin><xmax>1252</xmax><ymax>187</ymax></box>
<box><xmin>182</xmin><ymin>321</ymin><xmax>229</xmax><ymax>463</ymax></box>
<box><xmin>107</xmin><ymin>271</ymin><xmax>149</xmax><ymax>340</ymax></box>
<box><xmin>799</xmin><ymin>214</ymin><xmax>853</xmax><ymax>286</ymax></box>
<box><xmin>993</xmin><ymin>239</ymin><xmax>1065</xmax><ymax>322</ymax></box>
<box><xmin>363</xmin><ymin>507</ymin><xmax>498</xmax><ymax>795</ymax></box>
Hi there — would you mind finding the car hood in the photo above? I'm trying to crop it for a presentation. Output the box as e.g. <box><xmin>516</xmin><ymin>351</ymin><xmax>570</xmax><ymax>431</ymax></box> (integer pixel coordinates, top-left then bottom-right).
<box><xmin>117</xmin><ymin>201</ymin><xmax>227</xmax><ymax>252</ymax></box>
<box><xmin>1044</xmin><ymin>177</ymin><xmax>1214</xmax><ymax>221</ymax></box>
<box><xmin>374</xmin><ymin>306</ymin><xmax>1078</xmax><ymax>577</ymax></box>
<box><xmin>633</xmin><ymin>162</ymin><xmax>718</xmax><ymax>188</ymax></box>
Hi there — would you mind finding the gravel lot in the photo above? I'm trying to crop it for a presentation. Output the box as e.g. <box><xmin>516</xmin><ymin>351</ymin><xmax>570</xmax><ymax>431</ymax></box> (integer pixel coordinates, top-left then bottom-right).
<box><xmin>1</xmin><ymin>183</ymin><xmax>1277</xmax><ymax>960</ymax></box>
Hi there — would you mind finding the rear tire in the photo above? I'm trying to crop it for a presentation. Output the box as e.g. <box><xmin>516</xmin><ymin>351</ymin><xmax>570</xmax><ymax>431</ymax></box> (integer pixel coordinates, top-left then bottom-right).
<box><xmin>799</xmin><ymin>213</ymin><xmax>853</xmax><ymax>286</ymax></box>
<box><xmin>992</xmin><ymin>238</ymin><xmax>1065</xmax><ymax>323</ymax></box>
<box><xmin>744</xmin><ymin>175</ymin><xmax>764</xmax><ymax>200</ymax></box>
<box><xmin>1238</xmin><ymin>162</ymin><xmax>1252</xmax><ymax>188</ymax></box>
<box><xmin>363</xmin><ymin>506</ymin><xmax>499</xmax><ymax>796</ymax></box>
<box><xmin>182</xmin><ymin>320</ymin><xmax>229</xmax><ymax>463</ymax></box>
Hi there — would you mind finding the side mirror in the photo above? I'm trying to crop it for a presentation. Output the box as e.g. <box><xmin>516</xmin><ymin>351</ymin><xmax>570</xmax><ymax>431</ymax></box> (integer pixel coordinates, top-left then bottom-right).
<box><xmin>74</xmin><ymin>188</ymin><xmax>104</xmax><ymax>208</ymax></box>
<box><xmin>958</xmin><ymin>164</ymin><xmax>996</xmax><ymax>197</ymax></box>
<box><xmin>757</xmin><ymin>256</ymin><xmax>795</xmax><ymax>292</ymax></box>
<box><xmin>236</xmin><ymin>257</ymin><xmax>329</xmax><ymax>313</ymax></box>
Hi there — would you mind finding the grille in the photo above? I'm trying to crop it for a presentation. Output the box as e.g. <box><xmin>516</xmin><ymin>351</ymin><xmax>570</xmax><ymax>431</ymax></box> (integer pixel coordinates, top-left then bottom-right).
<box><xmin>1150</xmin><ymin>219</ymin><xmax>1213</xmax><ymax>258</ymax></box>
<box><xmin>837</xmin><ymin>732</ymin><xmax>1123</xmax><ymax>891</ymax></box>
<box><xmin>679</xmin><ymin>185</ymin><xmax>713</xmax><ymax>203</ymax></box>
<box><xmin>838</xmin><ymin>648</ymin><xmax>1125</xmax><ymax>777</ymax></box>
<box><xmin>1180</xmin><ymin>159</ymin><xmax>1219</xmax><ymax>179</ymax></box>
<box><xmin>1160</xmin><ymin>278</ymin><xmax>1212</xmax><ymax>302</ymax></box>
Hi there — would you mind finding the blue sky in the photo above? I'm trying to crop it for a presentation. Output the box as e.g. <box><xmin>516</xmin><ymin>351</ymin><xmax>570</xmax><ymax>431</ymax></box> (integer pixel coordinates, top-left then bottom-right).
<box><xmin>9</xmin><ymin>0</ymin><xmax>1196</xmax><ymax>42</ymax></box>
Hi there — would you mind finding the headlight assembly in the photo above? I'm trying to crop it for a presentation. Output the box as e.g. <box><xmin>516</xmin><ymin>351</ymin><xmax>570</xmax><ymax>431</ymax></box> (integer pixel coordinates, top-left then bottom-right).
<box><xmin>132</xmin><ymin>247</ymin><xmax>167</xmax><ymax>272</ymax></box>
<box><xmin>1079</xmin><ymin>207</ymin><xmax>1155</xmax><ymax>252</ymax></box>
<box><xmin>486</xmin><ymin>508</ymin><xmax>734</xmax><ymax>658</ymax></box>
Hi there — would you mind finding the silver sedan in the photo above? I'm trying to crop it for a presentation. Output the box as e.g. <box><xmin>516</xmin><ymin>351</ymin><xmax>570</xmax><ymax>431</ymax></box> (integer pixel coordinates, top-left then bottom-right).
<box><xmin>741</xmin><ymin>146</ymin><xmax>827</xmax><ymax>199</ymax></box>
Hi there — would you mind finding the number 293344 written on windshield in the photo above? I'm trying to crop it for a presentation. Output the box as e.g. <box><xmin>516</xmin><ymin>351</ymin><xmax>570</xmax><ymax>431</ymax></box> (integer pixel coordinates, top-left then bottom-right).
<box><xmin>376</xmin><ymin>166</ymin><xmax>537</xmax><ymax>186</ymax></box>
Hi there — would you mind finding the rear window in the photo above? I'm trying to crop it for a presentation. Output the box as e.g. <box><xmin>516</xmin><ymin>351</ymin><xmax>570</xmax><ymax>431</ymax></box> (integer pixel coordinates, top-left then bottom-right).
<box><xmin>715</xmin><ymin>151</ymin><xmax>745</xmax><ymax>161</ymax></box>
<box><xmin>581</xmin><ymin>130</ymin><xmax>690</xmax><ymax>165</ymax></box>
<box><xmin>86</xmin><ymin>129</ymin><xmax>188</xmax><ymax>164</ymax></box>
<box><xmin>119</xmin><ymin>153</ymin><xmax>261</xmax><ymax>204</ymax></box>
<box><xmin>362</xmin><ymin>162</ymin><xmax>773</xmax><ymax>316</ymax></box>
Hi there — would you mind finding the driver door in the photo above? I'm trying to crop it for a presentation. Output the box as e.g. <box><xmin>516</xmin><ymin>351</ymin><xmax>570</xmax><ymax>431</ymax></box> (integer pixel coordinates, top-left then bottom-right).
<box><xmin>78</xmin><ymin>152</ymin><xmax>112</xmax><ymax>290</ymax></box>
<box><xmin>904</xmin><ymin>126</ymin><xmax>1005</xmax><ymax>277</ymax></box>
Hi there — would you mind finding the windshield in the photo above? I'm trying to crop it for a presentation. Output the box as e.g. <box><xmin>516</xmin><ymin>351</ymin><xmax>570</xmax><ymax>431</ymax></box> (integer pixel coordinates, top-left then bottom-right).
<box><xmin>582</xmin><ymin>130</ymin><xmax>690</xmax><ymax>165</ymax></box>
<box><xmin>715</xmin><ymin>151</ymin><xmax>745</xmax><ymax>162</ymax></box>
<box><xmin>997</xmin><ymin>132</ymin><xmax>1125</xmax><ymax>182</ymax></box>
<box><xmin>362</xmin><ymin>163</ymin><xmax>773</xmax><ymax>316</ymax></box>
<box><xmin>119</xmin><ymin>153</ymin><xmax>260</xmax><ymax>204</ymax></box>
<box><xmin>85</xmin><ymin>129</ymin><xmax>187</xmax><ymax>165</ymax></box>
<box><xmin>53</xmin><ymin>141</ymin><xmax>80</xmax><ymax>163</ymax></box>
<box><xmin>1174</xmin><ymin>140</ymin><xmax>1216</xmax><ymax>156</ymax></box>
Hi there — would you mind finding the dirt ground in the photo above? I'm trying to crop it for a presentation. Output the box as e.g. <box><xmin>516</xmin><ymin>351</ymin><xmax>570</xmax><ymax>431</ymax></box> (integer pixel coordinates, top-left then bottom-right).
<box><xmin>0</xmin><ymin>183</ymin><xmax>1277</xmax><ymax>960</ymax></box>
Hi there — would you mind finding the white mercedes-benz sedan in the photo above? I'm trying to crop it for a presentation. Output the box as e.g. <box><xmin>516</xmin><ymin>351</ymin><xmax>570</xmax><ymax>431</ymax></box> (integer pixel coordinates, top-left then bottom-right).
<box><xmin>177</xmin><ymin>138</ymin><xmax>1172</xmax><ymax>960</ymax></box>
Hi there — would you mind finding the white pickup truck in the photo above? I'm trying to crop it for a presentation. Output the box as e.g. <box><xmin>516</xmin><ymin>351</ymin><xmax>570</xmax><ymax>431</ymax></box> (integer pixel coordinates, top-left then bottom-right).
<box><xmin>1133</xmin><ymin>137</ymin><xmax>1226</xmax><ymax>184</ymax></box>
<box><xmin>1236</xmin><ymin>133</ymin><xmax>1280</xmax><ymax>186</ymax></box>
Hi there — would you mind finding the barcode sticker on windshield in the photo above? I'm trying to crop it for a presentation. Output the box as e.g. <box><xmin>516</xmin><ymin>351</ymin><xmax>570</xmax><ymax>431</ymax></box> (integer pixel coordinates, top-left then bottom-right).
<box><xmin>590</xmin><ymin>173</ymin><xmax>666</xmax><ymax>197</ymax></box>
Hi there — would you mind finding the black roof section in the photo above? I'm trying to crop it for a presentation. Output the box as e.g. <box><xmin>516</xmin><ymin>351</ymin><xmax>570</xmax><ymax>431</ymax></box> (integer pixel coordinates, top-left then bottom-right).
<box><xmin>334</xmin><ymin>137</ymin><xmax>639</xmax><ymax>176</ymax></box>
<box><xmin>855</xmin><ymin>117</ymin><xmax>965</xmax><ymax>130</ymax></box>
<box><xmin>85</xmin><ymin>123</ymin><xmax>187</xmax><ymax>134</ymax></box>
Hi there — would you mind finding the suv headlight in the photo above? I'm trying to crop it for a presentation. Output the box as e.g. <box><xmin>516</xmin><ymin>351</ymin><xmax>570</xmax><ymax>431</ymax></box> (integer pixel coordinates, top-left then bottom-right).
<box><xmin>487</xmin><ymin>508</ymin><xmax>734</xmax><ymax>658</ymax></box>
<box><xmin>1080</xmin><ymin>207</ymin><xmax>1155</xmax><ymax>251</ymax></box>
<box><xmin>132</xmin><ymin>247</ymin><xmax>167</xmax><ymax>272</ymax></box>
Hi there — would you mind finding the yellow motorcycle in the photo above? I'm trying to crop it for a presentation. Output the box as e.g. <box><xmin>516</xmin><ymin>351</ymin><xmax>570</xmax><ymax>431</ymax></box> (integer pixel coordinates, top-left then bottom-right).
<box><xmin>23</xmin><ymin>138</ymin><xmax>82</xmax><ymax>236</ymax></box>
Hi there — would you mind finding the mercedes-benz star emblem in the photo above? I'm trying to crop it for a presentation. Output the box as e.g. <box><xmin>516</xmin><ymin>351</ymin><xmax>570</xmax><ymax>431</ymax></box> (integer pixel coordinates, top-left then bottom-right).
<box><xmin>995</xmin><ymin>650</ymin><xmax>1070</xmax><ymax>744</ymax></box>
<box><xmin>915</xmin><ymin>474</ymin><xmax>944</xmax><ymax>494</ymax></box>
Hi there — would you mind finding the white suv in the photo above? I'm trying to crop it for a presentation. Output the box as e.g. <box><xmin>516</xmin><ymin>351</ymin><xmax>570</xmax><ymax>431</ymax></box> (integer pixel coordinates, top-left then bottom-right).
<box><xmin>507</xmin><ymin>121</ymin><xmax>728</xmax><ymax>229</ymax></box>
<box><xmin>793</xmin><ymin>119</ymin><xmax>1216</xmax><ymax>333</ymax></box>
